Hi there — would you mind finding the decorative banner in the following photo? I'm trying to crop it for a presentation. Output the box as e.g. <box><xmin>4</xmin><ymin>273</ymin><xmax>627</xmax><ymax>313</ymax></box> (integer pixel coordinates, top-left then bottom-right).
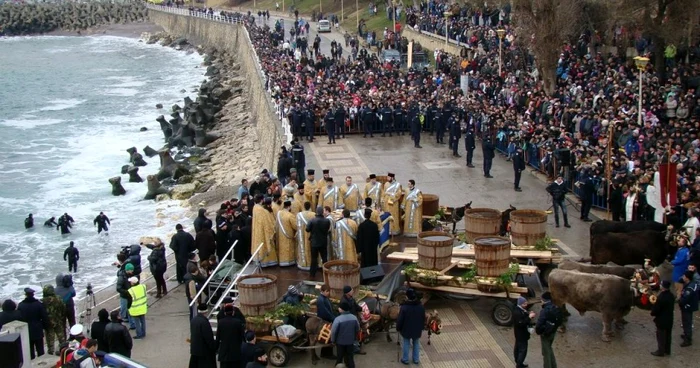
<box><xmin>407</xmin><ymin>41</ymin><xmax>413</xmax><ymax>68</ymax></box>
<box><xmin>658</xmin><ymin>163</ymin><xmax>677</xmax><ymax>207</ymax></box>
<box><xmin>460</xmin><ymin>74</ymin><xmax>469</xmax><ymax>95</ymax></box>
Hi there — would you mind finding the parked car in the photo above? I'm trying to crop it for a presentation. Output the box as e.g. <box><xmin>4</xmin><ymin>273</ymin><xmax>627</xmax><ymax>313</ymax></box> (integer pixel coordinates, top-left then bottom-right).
<box><xmin>380</xmin><ymin>49</ymin><xmax>401</xmax><ymax>63</ymax></box>
<box><xmin>317</xmin><ymin>19</ymin><xmax>331</xmax><ymax>33</ymax></box>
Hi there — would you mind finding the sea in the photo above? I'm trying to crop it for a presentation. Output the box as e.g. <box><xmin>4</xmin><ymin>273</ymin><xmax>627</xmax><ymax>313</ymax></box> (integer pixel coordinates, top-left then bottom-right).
<box><xmin>0</xmin><ymin>35</ymin><xmax>206</xmax><ymax>301</ymax></box>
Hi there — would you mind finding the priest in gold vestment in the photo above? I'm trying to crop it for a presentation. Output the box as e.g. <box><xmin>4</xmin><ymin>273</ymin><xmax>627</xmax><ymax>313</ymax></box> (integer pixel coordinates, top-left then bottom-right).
<box><xmin>251</xmin><ymin>196</ymin><xmax>277</xmax><ymax>267</ymax></box>
<box><xmin>276</xmin><ymin>201</ymin><xmax>298</xmax><ymax>266</ymax></box>
<box><xmin>303</xmin><ymin>169</ymin><xmax>319</xmax><ymax>210</ymax></box>
<box><xmin>381</xmin><ymin>173</ymin><xmax>403</xmax><ymax>235</ymax></box>
<box><xmin>334</xmin><ymin>209</ymin><xmax>358</xmax><ymax>262</ymax></box>
<box><xmin>363</xmin><ymin>174</ymin><xmax>383</xmax><ymax>209</ymax></box>
<box><xmin>295</xmin><ymin>202</ymin><xmax>315</xmax><ymax>271</ymax></box>
<box><xmin>401</xmin><ymin>180</ymin><xmax>423</xmax><ymax>237</ymax></box>
<box><xmin>319</xmin><ymin>177</ymin><xmax>340</xmax><ymax>210</ymax></box>
<box><xmin>339</xmin><ymin>176</ymin><xmax>361</xmax><ymax>211</ymax></box>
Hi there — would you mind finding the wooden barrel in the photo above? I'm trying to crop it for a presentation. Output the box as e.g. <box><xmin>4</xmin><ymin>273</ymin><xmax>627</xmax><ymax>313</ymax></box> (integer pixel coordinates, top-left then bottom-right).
<box><xmin>473</xmin><ymin>236</ymin><xmax>511</xmax><ymax>277</ymax></box>
<box><xmin>510</xmin><ymin>210</ymin><xmax>548</xmax><ymax>246</ymax></box>
<box><xmin>464</xmin><ymin>208</ymin><xmax>502</xmax><ymax>243</ymax></box>
<box><xmin>417</xmin><ymin>231</ymin><xmax>455</xmax><ymax>271</ymax></box>
<box><xmin>422</xmin><ymin>194</ymin><xmax>440</xmax><ymax>216</ymax></box>
<box><xmin>323</xmin><ymin>260</ymin><xmax>361</xmax><ymax>299</ymax></box>
<box><xmin>237</xmin><ymin>274</ymin><xmax>278</xmax><ymax>316</ymax></box>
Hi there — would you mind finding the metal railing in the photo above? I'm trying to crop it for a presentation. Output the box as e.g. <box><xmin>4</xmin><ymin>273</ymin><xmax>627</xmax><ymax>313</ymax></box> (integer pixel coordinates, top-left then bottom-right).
<box><xmin>189</xmin><ymin>240</ymin><xmax>238</xmax><ymax>307</ymax></box>
<box><xmin>208</xmin><ymin>242</ymin><xmax>264</xmax><ymax>318</ymax></box>
<box><xmin>146</xmin><ymin>4</ymin><xmax>246</xmax><ymax>24</ymax></box>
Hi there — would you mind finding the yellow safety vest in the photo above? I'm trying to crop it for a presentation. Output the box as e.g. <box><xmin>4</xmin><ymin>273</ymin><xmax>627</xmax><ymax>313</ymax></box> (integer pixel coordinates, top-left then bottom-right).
<box><xmin>128</xmin><ymin>284</ymin><xmax>148</xmax><ymax>316</ymax></box>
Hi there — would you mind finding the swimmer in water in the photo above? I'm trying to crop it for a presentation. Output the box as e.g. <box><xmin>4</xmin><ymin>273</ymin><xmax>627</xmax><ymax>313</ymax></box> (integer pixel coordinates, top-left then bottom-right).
<box><xmin>24</xmin><ymin>214</ymin><xmax>34</xmax><ymax>229</ymax></box>
<box><xmin>44</xmin><ymin>217</ymin><xmax>58</xmax><ymax>227</ymax></box>
<box><xmin>94</xmin><ymin>212</ymin><xmax>111</xmax><ymax>235</ymax></box>
<box><xmin>57</xmin><ymin>216</ymin><xmax>72</xmax><ymax>234</ymax></box>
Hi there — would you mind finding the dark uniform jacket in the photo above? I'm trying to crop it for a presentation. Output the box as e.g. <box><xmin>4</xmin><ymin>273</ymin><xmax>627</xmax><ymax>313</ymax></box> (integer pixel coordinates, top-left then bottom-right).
<box><xmin>17</xmin><ymin>296</ymin><xmax>49</xmax><ymax>340</ymax></box>
<box><xmin>512</xmin><ymin>305</ymin><xmax>532</xmax><ymax>341</ymax></box>
<box><xmin>190</xmin><ymin>313</ymin><xmax>218</xmax><ymax>357</ymax></box>
<box><xmin>104</xmin><ymin>321</ymin><xmax>133</xmax><ymax>357</ymax></box>
<box><xmin>651</xmin><ymin>289</ymin><xmax>675</xmax><ymax>329</ymax></box>
<box><xmin>216</xmin><ymin>315</ymin><xmax>245</xmax><ymax>363</ymax></box>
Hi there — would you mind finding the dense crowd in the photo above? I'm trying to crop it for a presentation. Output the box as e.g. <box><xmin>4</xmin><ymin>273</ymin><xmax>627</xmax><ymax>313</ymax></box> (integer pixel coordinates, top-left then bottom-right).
<box><xmin>237</xmin><ymin>0</ymin><xmax>700</xmax><ymax>228</ymax></box>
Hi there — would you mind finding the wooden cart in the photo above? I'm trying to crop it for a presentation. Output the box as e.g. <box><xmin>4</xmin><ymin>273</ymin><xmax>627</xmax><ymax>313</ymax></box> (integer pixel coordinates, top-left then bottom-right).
<box><xmin>385</xmin><ymin>255</ymin><xmax>540</xmax><ymax>326</ymax></box>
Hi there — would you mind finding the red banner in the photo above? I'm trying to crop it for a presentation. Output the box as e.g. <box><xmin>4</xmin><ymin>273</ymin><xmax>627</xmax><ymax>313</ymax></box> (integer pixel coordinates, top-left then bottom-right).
<box><xmin>659</xmin><ymin>163</ymin><xmax>677</xmax><ymax>208</ymax></box>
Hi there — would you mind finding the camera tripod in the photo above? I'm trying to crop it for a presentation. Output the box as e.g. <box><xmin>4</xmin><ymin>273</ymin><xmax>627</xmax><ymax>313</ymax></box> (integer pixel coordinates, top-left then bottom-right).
<box><xmin>78</xmin><ymin>288</ymin><xmax>97</xmax><ymax>336</ymax></box>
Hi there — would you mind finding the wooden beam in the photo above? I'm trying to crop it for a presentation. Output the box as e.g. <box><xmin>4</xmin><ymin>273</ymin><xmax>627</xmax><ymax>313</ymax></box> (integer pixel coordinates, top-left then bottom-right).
<box><xmin>406</xmin><ymin>281</ymin><xmax>526</xmax><ymax>298</ymax></box>
<box><xmin>401</xmin><ymin>247</ymin><xmax>554</xmax><ymax>259</ymax></box>
<box><xmin>439</xmin><ymin>262</ymin><xmax>460</xmax><ymax>275</ymax></box>
<box><xmin>386</xmin><ymin>252</ymin><xmax>539</xmax><ymax>275</ymax></box>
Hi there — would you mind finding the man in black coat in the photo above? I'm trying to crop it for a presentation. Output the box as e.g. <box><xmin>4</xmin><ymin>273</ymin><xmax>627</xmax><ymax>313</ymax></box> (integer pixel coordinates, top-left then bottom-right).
<box><xmin>306</xmin><ymin>206</ymin><xmax>332</xmax><ymax>278</ymax></box>
<box><xmin>335</xmin><ymin>103</ymin><xmax>347</xmax><ymax>138</ymax></box>
<box><xmin>324</xmin><ymin>108</ymin><xmax>336</xmax><ymax>144</ymax></box>
<box><xmin>512</xmin><ymin>146</ymin><xmax>526</xmax><ymax>192</ymax></box>
<box><xmin>448</xmin><ymin>116</ymin><xmax>462</xmax><ymax>157</ymax></box>
<box><xmin>0</xmin><ymin>299</ymin><xmax>22</xmax><ymax>331</ymax></box>
<box><xmin>241</xmin><ymin>331</ymin><xmax>258</xmax><ymax>367</ymax></box>
<box><xmin>356</xmin><ymin>208</ymin><xmax>380</xmax><ymax>268</ymax></box>
<box><xmin>190</xmin><ymin>304</ymin><xmax>218</xmax><ymax>368</ymax></box>
<box><xmin>546</xmin><ymin>175</ymin><xmax>571</xmax><ymax>228</ymax></box>
<box><xmin>578</xmin><ymin>173</ymin><xmax>595</xmax><ymax>222</ymax></box>
<box><xmin>396</xmin><ymin>288</ymin><xmax>426</xmax><ymax>365</ymax></box>
<box><xmin>303</xmin><ymin>105</ymin><xmax>316</xmax><ymax>142</ymax></box>
<box><xmin>651</xmin><ymin>280</ymin><xmax>675</xmax><ymax>356</ymax></box>
<box><xmin>170</xmin><ymin>223</ymin><xmax>196</xmax><ymax>284</ymax></box>
<box><xmin>93</xmin><ymin>211</ymin><xmax>111</xmax><ymax>234</ymax></box>
<box><xmin>464</xmin><ymin>129</ymin><xmax>476</xmax><ymax>167</ymax></box>
<box><xmin>193</xmin><ymin>209</ymin><xmax>209</xmax><ymax>233</ymax></box>
<box><xmin>103</xmin><ymin>310</ymin><xmax>133</xmax><ymax>357</ymax></box>
<box><xmin>513</xmin><ymin>297</ymin><xmax>536</xmax><ymax>367</ymax></box>
<box><xmin>482</xmin><ymin>136</ymin><xmax>496</xmax><ymax>178</ymax></box>
<box><xmin>362</xmin><ymin>104</ymin><xmax>376</xmax><ymax>138</ymax></box>
<box><xmin>18</xmin><ymin>288</ymin><xmax>49</xmax><ymax>359</ymax></box>
<box><xmin>216</xmin><ymin>304</ymin><xmax>245</xmax><ymax>368</ymax></box>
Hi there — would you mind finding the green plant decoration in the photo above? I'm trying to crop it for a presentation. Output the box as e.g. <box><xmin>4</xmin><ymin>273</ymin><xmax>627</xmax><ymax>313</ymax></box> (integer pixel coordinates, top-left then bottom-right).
<box><xmin>534</xmin><ymin>235</ymin><xmax>555</xmax><ymax>251</ymax></box>
<box><xmin>461</xmin><ymin>265</ymin><xmax>478</xmax><ymax>283</ymax></box>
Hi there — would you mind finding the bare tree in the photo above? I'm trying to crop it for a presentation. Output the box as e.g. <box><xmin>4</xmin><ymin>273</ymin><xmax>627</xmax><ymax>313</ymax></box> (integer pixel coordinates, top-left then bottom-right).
<box><xmin>512</xmin><ymin>0</ymin><xmax>585</xmax><ymax>95</ymax></box>
<box><xmin>607</xmin><ymin>0</ymin><xmax>697</xmax><ymax>80</ymax></box>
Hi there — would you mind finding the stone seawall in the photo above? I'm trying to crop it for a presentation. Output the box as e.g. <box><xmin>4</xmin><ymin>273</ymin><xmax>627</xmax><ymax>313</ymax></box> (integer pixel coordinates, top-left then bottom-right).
<box><xmin>0</xmin><ymin>1</ymin><xmax>147</xmax><ymax>36</ymax></box>
<box><xmin>149</xmin><ymin>9</ymin><xmax>282</xmax><ymax>173</ymax></box>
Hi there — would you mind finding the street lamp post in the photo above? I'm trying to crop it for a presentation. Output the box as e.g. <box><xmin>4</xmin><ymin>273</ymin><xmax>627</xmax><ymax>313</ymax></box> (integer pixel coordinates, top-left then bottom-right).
<box><xmin>341</xmin><ymin>0</ymin><xmax>344</xmax><ymax>22</ymax></box>
<box><xmin>443</xmin><ymin>11</ymin><xmax>452</xmax><ymax>48</ymax></box>
<box><xmin>320</xmin><ymin>0</ymin><xmax>322</xmax><ymax>13</ymax></box>
<box><xmin>356</xmin><ymin>0</ymin><xmax>359</xmax><ymax>29</ymax></box>
<box><xmin>496</xmin><ymin>28</ymin><xmax>505</xmax><ymax>76</ymax></box>
<box><xmin>634</xmin><ymin>56</ymin><xmax>649</xmax><ymax>126</ymax></box>
<box><xmin>392</xmin><ymin>1</ymin><xmax>397</xmax><ymax>36</ymax></box>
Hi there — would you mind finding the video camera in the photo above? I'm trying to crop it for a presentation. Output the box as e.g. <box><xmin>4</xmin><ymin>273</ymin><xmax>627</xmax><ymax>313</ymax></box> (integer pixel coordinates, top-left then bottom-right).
<box><xmin>86</xmin><ymin>283</ymin><xmax>93</xmax><ymax>295</ymax></box>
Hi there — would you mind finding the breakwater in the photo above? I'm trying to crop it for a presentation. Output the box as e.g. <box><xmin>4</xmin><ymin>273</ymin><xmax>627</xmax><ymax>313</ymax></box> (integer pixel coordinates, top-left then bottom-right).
<box><xmin>148</xmin><ymin>7</ymin><xmax>284</xmax><ymax>180</ymax></box>
<box><xmin>0</xmin><ymin>1</ymin><xmax>146</xmax><ymax>36</ymax></box>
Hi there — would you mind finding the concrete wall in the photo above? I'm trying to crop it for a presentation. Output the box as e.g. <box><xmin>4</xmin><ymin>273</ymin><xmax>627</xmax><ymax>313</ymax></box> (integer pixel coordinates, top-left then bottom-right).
<box><xmin>148</xmin><ymin>9</ymin><xmax>282</xmax><ymax>171</ymax></box>
<box><xmin>403</xmin><ymin>26</ymin><xmax>462</xmax><ymax>55</ymax></box>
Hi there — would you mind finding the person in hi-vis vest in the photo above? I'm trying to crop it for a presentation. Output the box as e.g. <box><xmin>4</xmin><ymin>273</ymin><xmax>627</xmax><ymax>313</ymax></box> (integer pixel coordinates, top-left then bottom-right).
<box><xmin>127</xmin><ymin>276</ymin><xmax>148</xmax><ymax>339</ymax></box>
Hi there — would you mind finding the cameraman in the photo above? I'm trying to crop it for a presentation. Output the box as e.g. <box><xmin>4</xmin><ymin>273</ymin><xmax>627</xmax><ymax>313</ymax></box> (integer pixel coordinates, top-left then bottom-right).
<box><xmin>546</xmin><ymin>175</ymin><xmax>571</xmax><ymax>228</ymax></box>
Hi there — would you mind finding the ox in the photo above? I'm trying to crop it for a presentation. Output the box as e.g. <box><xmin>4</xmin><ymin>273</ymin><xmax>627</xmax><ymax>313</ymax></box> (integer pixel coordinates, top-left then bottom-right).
<box><xmin>589</xmin><ymin>230</ymin><xmax>674</xmax><ymax>266</ymax></box>
<box><xmin>590</xmin><ymin>220</ymin><xmax>667</xmax><ymax>236</ymax></box>
<box><xmin>548</xmin><ymin>269</ymin><xmax>637</xmax><ymax>342</ymax></box>
<box><xmin>558</xmin><ymin>260</ymin><xmax>637</xmax><ymax>280</ymax></box>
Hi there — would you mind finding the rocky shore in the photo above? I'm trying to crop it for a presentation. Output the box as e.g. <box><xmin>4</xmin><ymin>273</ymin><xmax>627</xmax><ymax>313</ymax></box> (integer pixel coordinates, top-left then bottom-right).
<box><xmin>138</xmin><ymin>32</ymin><xmax>264</xmax><ymax>208</ymax></box>
<box><xmin>0</xmin><ymin>1</ymin><xmax>147</xmax><ymax>36</ymax></box>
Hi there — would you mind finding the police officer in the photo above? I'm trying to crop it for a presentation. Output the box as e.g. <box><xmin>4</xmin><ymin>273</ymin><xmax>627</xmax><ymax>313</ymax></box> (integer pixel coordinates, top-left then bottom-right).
<box><xmin>334</xmin><ymin>102</ymin><xmax>347</xmax><ymax>139</ymax></box>
<box><xmin>292</xmin><ymin>141</ymin><xmax>306</xmax><ymax>182</ymax></box>
<box><xmin>513</xmin><ymin>146</ymin><xmax>526</xmax><ymax>192</ymax></box>
<box><xmin>289</xmin><ymin>104</ymin><xmax>303</xmax><ymax>141</ymax></box>
<box><xmin>448</xmin><ymin>115</ymin><xmax>461</xmax><ymax>157</ymax></box>
<box><xmin>362</xmin><ymin>103</ymin><xmax>376</xmax><ymax>138</ymax></box>
<box><xmin>482</xmin><ymin>136</ymin><xmax>495</xmax><ymax>178</ymax></box>
<box><xmin>679</xmin><ymin>270</ymin><xmax>699</xmax><ymax>347</ymax></box>
<box><xmin>379</xmin><ymin>103</ymin><xmax>393</xmax><ymax>137</ymax></box>
<box><xmin>464</xmin><ymin>129</ymin><xmax>476</xmax><ymax>167</ymax></box>
<box><xmin>303</xmin><ymin>104</ymin><xmax>315</xmax><ymax>142</ymax></box>
<box><xmin>324</xmin><ymin>106</ymin><xmax>336</xmax><ymax>144</ymax></box>
<box><xmin>409</xmin><ymin>102</ymin><xmax>422</xmax><ymax>148</ymax></box>
<box><xmin>426</xmin><ymin>100</ymin><xmax>440</xmax><ymax>134</ymax></box>
<box><xmin>437</xmin><ymin>101</ymin><xmax>451</xmax><ymax>144</ymax></box>
<box><xmin>393</xmin><ymin>102</ymin><xmax>406</xmax><ymax>135</ymax></box>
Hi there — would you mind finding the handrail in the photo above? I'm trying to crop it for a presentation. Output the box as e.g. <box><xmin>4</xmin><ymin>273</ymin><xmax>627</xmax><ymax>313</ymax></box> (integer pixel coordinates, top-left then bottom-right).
<box><xmin>189</xmin><ymin>240</ymin><xmax>238</xmax><ymax>307</ymax></box>
<box><xmin>208</xmin><ymin>242</ymin><xmax>264</xmax><ymax>318</ymax></box>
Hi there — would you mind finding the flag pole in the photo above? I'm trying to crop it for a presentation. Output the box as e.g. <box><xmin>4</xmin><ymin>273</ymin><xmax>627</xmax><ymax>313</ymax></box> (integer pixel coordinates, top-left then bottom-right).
<box><xmin>664</xmin><ymin>147</ymin><xmax>671</xmax><ymax>225</ymax></box>
<box><xmin>605</xmin><ymin>122</ymin><xmax>614</xmax><ymax>220</ymax></box>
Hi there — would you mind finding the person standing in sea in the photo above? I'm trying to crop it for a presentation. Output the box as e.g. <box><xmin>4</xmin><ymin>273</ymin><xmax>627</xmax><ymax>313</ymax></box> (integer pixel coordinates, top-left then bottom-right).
<box><xmin>93</xmin><ymin>212</ymin><xmax>111</xmax><ymax>235</ymax></box>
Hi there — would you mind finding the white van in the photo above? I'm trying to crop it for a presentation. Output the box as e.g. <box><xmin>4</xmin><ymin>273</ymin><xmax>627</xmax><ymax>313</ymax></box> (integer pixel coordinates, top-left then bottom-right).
<box><xmin>317</xmin><ymin>19</ymin><xmax>331</xmax><ymax>33</ymax></box>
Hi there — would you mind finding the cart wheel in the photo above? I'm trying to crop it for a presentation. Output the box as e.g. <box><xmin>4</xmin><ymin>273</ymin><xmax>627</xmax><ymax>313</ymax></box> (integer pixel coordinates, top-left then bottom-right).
<box><xmin>268</xmin><ymin>344</ymin><xmax>290</xmax><ymax>367</ymax></box>
<box><xmin>539</xmin><ymin>265</ymin><xmax>554</xmax><ymax>287</ymax></box>
<box><xmin>492</xmin><ymin>300</ymin><xmax>514</xmax><ymax>326</ymax></box>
